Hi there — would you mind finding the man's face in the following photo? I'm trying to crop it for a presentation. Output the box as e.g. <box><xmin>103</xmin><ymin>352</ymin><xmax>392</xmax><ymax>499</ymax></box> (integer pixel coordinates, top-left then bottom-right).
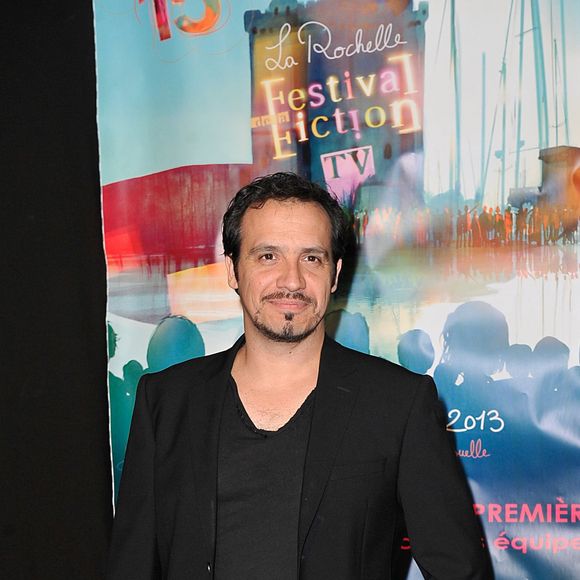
<box><xmin>225</xmin><ymin>199</ymin><xmax>341</xmax><ymax>343</ymax></box>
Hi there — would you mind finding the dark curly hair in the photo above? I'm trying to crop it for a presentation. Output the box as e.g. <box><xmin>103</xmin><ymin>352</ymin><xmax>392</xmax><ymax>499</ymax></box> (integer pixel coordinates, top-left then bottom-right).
<box><xmin>222</xmin><ymin>172</ymin><xmax>348</xmax><ymax>275</ymax></box>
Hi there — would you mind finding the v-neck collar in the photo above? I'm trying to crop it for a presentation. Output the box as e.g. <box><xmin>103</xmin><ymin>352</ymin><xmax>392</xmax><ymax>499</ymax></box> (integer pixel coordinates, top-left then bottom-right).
<box><xmin>186</xmin><ymin>334</ymin><xmax>362</xmax><ymax>564</ymax></box>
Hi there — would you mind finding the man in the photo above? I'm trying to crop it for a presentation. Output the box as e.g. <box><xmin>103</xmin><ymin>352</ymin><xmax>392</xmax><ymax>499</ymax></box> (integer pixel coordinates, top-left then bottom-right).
<box><xmin>107</xmin><ymin>173</ymin><xmax>492</xmax><ymax>579</ymax></box>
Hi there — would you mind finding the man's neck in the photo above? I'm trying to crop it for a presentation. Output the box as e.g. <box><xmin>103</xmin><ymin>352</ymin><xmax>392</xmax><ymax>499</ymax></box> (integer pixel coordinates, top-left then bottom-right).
<box><xmin>233</xmin><ymin>325</ymin><xmax>325</xmax><ymax>391</ymax></box>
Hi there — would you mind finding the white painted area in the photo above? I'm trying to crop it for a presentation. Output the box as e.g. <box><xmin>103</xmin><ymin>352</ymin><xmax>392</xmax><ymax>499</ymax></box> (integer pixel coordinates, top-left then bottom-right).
<box><xmin>413</xmin><ymin>274</ymin><xmax>580</xmax><ymax>370</ymax></box>
<box><xmin>107</xmin><ymin>312</ymin><xmax>156</xmax><ymax>376</ymax></box>
<box><xmin>106</xmin><ymin>311</ymin><xmax>244</xmax><ymax>377</ymax></box>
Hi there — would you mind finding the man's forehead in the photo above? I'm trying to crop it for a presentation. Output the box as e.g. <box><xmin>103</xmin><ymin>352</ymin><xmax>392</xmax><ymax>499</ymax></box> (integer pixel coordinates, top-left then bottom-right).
<box><xmin>239</xmin><ymin>199</ymin><xmax>332</xmax><ymax>247</ymax></box>
<box><xmin>242</xmin><ymin>199</ymin><xmax>330</xmax><ymax>226</ymax></box>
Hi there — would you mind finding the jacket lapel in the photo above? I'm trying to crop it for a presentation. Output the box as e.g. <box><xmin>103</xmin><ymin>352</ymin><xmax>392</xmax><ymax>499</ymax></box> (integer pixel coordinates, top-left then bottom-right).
<box><xmin>298</xmin><ymin>336</ymin><xmax>361</xmax><ymax>555</ymax></box>
<box><xmin>187</xmin><ymin>335</ymin><xmax>245</xmax><ymax>561</ymax></box>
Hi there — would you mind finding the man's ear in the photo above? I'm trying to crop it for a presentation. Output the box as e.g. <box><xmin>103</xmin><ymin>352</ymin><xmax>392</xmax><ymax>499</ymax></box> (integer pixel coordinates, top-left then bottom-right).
<box><xmin>331</xmin><ymin>258</ymin><xmax>342</xmax><ymax>293</ymax></box>
<box><xmin>225</xmin><ymin>256</ymin><xmax>239</xmax><ymax>290</ymax></box>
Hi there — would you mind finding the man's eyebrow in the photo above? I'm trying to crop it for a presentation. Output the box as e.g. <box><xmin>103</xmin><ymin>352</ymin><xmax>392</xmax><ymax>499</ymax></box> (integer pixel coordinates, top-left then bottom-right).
<box><xmin>248</xmin><ymin>244</ymin><xmax>283</xmax><ymax>255</ymax></box>
<box><xmin>302</xmin><ymin>247</ymin><xmax>330</xmax><ymax>258</ymax></box>
<box><xmin>247</xmin><ymin>244</ymin><xmax>329</xmax><ymax>258</ymax></box>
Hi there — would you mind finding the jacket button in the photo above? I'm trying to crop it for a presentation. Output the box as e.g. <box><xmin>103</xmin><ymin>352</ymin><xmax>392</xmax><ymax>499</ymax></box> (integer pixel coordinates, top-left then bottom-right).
<box><xmin>207</xmin><ymin>562</ymin><xmax>212</xmax><ymax>573</ymax></box>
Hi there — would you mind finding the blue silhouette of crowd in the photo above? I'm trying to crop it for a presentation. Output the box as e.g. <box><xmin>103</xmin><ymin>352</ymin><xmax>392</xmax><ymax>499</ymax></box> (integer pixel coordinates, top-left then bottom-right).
<box><xmin>108</xmin><ymin>316</ymin><xmax>205</xmax><ymax>498</ymax></box>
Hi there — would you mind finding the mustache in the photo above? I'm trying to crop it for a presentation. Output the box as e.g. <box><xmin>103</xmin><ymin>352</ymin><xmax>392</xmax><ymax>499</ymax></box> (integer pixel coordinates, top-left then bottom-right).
<box><xmin>263</xmin><ymin>291</ymin><xmax>314</xmax><ymax>304</ymax></box>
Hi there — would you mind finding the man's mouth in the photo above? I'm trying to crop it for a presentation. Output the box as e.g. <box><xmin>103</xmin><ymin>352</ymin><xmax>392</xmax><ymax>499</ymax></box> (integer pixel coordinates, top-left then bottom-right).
<box><xmin>263</xmin><ymin>292</ymin><xmax>313</xmax><ymax>310</ymax></box>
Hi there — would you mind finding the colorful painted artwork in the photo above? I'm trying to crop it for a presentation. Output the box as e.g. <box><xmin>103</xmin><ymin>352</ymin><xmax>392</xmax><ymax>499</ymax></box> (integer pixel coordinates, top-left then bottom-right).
<box><xmin>95</xmin><ymin>1</ymin><xmax>580</xmax><ymax>577</ymax></box>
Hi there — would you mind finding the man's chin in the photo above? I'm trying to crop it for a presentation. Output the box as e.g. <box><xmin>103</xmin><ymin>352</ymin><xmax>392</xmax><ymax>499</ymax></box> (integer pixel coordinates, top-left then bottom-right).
<box><xmin>253</xmin><ymin>319</ymin><xmax>321</xmax><ymax>343</ymax></box>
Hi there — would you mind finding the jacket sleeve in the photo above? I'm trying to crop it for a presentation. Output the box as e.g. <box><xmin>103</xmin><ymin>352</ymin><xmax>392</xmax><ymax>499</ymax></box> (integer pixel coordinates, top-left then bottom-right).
<box><xmin>397</xmin><ymin>376</ymin><xmax>493</xmax><ymax>580</ymax></box>
<box><xmin>106</xmin><ymin>375</ymin><xmax>161</xmax><ymax>580</ymax></box>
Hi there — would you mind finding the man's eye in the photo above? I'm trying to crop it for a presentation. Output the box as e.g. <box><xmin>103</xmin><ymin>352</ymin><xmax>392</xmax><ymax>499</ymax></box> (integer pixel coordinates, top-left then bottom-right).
<box><xmin>305</xmin><ymin>255</ymin><xmax>321</xmax><ymax>263</ymax></box>
<box><xmin>260</xmin><ymin>253</ymin><xmax>275</xmax><ymax>261</ymax></box>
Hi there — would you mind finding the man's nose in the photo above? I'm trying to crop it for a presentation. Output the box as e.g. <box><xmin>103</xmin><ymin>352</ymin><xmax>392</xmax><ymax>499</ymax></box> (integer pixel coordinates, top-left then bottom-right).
<box><xmin>277</xmin><ymin>259</ymin><xmax>306</xmax><ymax>291</ymax></box>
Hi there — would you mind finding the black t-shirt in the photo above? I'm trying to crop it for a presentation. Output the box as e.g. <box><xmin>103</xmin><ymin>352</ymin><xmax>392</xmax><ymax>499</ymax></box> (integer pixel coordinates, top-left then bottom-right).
<box><xmin>214</xmin><ymin>378</ymin><xmax>314</xmax><ymax>579</ymax></box>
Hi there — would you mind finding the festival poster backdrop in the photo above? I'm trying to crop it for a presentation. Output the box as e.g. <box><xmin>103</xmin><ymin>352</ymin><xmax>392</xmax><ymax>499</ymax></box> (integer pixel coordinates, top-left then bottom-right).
<box><xmin>94</xmin><ymin>1</ymin><xmax>580</xmax><ymax>577</ymax></box>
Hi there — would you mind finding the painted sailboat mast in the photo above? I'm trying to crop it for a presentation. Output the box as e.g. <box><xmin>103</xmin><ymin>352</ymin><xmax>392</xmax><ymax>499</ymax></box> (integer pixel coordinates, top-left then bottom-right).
<box><xmin>500</xmin><ymin>60</ymin><xmax>508</xmax><ymax>208</ymax></box>
<box><xmin>514</xmin><ymin>0</ymin><xmax>526</xmax><ymax>191</ymax></box>
<box><xmin>478</xmin><ymin>52</ymin><xmax>486</xmax><ymax>206</ymax></box>
<box><xmin>450</xmin><ymin>0</ymin><xmax>461</xmax><ymax>203</ymax></box>
<box><xmin>554</xmin><ymin>37</ymin><xmax>559</xmax><ymax>146</ymax></box>
<box><xmin>453</xmin><ymin>1</ymin><xmax>567</xmax><ymax>208</ymax></box>
<box><xmin>500</xmin><ymin>0</ymin><xmax>518</xmax><ymax>208</ymax></box>
<box><xmin>480</xmin><ymin>0</ymin><xmax>514</xmax><ymax>208</ymax></box>
<box><xmin>559</xmin><ymin>0</ymin><xmax>570</xmax><ymax>145</ymax></box>
<box><xmin>550</xmin><ymin>1</ymin><xmax>560</xmax><ymax>147</ymax></box>
<box><xmin>530</xmin><ymin>0</ymin><xmax>549</xmax><ymax>150</ymax></box>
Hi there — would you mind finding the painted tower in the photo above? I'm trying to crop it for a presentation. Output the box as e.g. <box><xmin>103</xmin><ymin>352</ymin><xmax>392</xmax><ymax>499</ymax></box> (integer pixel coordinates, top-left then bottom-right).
<box><xmin>245</xmin><ymin>0</ymin><xmax>429</xmax><ymax>210</ymax></box>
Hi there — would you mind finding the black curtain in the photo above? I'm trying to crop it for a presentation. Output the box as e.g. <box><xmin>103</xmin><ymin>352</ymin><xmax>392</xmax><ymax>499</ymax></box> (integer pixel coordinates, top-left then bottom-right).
<box><xmin>1</xmin><ymin>3</ymin><xmax>112</xmax><ymax>579</ymax></box>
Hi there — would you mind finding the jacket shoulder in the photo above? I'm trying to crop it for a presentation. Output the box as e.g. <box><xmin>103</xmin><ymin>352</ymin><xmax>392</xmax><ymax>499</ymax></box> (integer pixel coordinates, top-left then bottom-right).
<box><xmin>325</xmin><ymin>338</ymin><xmax>436</xmax><ymax>416</ymax></box>
<box><xmin>137</xmin><ymin>346</ymin><xmax>232</xmax><ymax>400</ymax></box>
<box><xmin>328</xmin><ymin>337</ymin><xmax>428</xmax><ymax>388</ymax></box>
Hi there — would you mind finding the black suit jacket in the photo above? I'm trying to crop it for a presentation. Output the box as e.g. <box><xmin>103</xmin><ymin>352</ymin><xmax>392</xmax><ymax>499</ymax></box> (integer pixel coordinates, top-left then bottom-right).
<box><xmin>107</xmin><ymin>336</ymin><xmax>492</xmax><ymax>579</ymax></box>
